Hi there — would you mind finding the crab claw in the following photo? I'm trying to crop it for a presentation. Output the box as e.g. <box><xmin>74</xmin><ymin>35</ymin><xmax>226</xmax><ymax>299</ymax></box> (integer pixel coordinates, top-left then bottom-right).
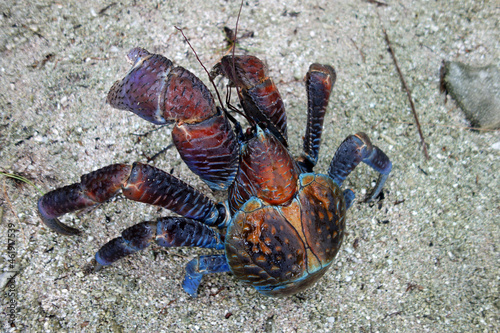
<box><xmin>37</xmin><ymin>198</ymin><xmax>80</xmax><ymax>236</ymax></box>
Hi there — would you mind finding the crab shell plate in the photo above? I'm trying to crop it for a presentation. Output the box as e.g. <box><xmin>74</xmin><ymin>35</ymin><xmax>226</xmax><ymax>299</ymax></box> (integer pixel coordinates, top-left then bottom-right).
<box><xmin>225</xmin><ymin>173</ymin><xmax>346</xmax><ymax>296</ymax></box>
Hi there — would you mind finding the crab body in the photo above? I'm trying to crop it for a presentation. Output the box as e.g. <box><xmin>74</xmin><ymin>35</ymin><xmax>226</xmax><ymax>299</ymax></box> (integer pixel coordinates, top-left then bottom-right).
<box><xmin>38</xmin><ymin>47</ymin><xmax>392</xmax><ymax>297</ymax></box>
<box><xmin>227</xmin><ymin>172</ymin><xmax>345</xmax><ymax>296</ymax></box>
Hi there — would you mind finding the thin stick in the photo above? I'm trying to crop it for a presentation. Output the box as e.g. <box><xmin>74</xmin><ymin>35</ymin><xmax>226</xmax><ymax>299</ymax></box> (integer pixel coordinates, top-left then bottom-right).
<box><xmin>382</xmin><ymin>28</ymin><xmax>430</xmax><ymax>160</ymax></box>
<box><xmin>0</xmin><ymin>172</ymin><xmax>44</xmax><ymax>195</ymax></box>
<box><xmin>366</xmin><ymin>0</ymin><xmax>388</xmax><ymax>7</ymax></box>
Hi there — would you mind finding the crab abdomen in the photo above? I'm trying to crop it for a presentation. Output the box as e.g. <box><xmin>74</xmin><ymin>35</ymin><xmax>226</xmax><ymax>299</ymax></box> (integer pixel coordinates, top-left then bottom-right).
<box><xmin>225</xmin><ymin>173</ymin><xmax>346</xmax><ymax>296</ymax></box>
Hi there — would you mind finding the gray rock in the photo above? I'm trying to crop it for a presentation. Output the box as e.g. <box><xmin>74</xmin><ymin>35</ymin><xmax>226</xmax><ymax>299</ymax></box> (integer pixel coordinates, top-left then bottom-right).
<box><xmin>441</xmin><ymin>61</ymin><xmax>500</xmax><ymax>129</ymax></box>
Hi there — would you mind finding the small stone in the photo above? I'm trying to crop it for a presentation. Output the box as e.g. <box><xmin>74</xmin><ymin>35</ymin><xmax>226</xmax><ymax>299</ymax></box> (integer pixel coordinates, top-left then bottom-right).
<box><xmin>440</xmin><ymin>61</ymin><xmax>500</xmax><ymax>129</ymax></box>
<box><xmin>0</xmin><ymin>269</ymin><xmax>18</xmax><ymax>289</ymax></box>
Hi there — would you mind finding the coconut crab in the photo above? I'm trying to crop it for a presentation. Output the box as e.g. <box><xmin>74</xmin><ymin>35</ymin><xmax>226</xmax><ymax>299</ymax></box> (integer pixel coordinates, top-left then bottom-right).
<box><xmin>37</xmin><ymin>47</ymin><xmax>392</xmax><ymax>297</ymax></box>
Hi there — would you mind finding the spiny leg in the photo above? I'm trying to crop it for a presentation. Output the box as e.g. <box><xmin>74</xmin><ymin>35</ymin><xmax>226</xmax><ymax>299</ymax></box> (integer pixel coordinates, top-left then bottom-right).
<box><xmin>328</xmin><ymin>132</ymin><xmax>392</xmax><ymax>203</ymax></box>
<box><xmin>183</xmin><ymin>255</ymin><xmax>230</xmax><ymax>297</ymax></box>
<box><xmin>38</xmin><ymin>162</ymin><xmax>226</xmax><ymax>235</ymax></box>
<box><xmin>38</xmin><ymin>164</ymin><xmax>131</xmax><ymax>235</ymax></box>
<box><xmin>93</xmin><ymin>217</ymin><xmax>228</xmax><ymax>296</ymax></box>
<box><xmin>95</xmin><ymin>217</ymin><xmax>224</xmax><ymax>265</ymax></box>
<box><xmin>298</xmin><ymin>63</ymin><xmax>336</xmax><ymax>172</ymax></box>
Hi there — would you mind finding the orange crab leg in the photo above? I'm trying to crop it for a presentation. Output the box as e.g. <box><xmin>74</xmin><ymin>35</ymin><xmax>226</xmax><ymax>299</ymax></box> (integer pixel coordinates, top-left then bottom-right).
<box><xmin>38</xmin><ymin>163</ymin><xmax>225</xmax><ymax>235</ymax></box>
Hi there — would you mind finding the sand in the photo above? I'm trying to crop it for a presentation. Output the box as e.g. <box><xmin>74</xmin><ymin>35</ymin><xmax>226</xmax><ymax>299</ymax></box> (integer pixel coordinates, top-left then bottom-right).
<box><xmin>0</xmin><ymin>0</ymin><xmax>498</xmax><ymax>332</ymax></box>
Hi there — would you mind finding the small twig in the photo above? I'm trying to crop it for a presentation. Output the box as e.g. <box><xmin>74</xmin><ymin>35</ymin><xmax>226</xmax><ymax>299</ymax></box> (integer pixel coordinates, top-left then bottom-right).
<box><xmin>223</xmin><ymin>26</ymin><xmax>253</xmax><ymax>55</ymax></box>
<box><xmin>98</xmin><ymin>3</ymin><xmax>117</xmax><ymax>15</ymax></box>
<box><xmin>147</xmin><ymin>143</ymin><xmax>174</xmax><ymax>163</ymax></box>
<box><xmin>88</xmin><ymin>57</ymin><xmax>112</xmax><ymax>61</ymax></box>
<box><xmin>0</xmin><ymin>172</ymin><xmax>44</xmax><ymax>195</ymax></box>
<box><xmin>366</xmin><ymin>0</ymin><xmax>388</xmax><ymax>7</ymax></box>
<box><xmin>130</xmin><ymin>125</ymin><xmax>168</xmax><ymax>137</ymax></box>
<box><xmin>349</xmin><ymin>38</ymin><xmax>366</xmax><ymax>63</ymax></box>
<box><xmin>381</xmin><ymin>28</ymin><xmax>430</xmax><ymax>160</ymax></box>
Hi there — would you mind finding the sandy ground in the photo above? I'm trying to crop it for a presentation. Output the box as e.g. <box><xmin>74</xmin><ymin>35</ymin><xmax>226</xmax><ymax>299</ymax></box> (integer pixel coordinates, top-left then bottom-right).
<box><xmin>0</xmin><ymin>0</ymin><xmax>499</xmax><ymax>332</ymax></box>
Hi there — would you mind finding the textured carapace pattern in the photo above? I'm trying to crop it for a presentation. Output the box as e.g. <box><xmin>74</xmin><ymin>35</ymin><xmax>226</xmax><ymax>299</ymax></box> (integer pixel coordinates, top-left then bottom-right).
<box><xmin>226</xmin><ymin>174</ymin><xmax>345</xmax><ymax>296</ymax></box>
<box><xmin>228</xmin><ymin>126</ymin><xmax>299</xmax><ymax>213</ymax></box>
<box><xmin>107</xmin><ymin>48</ymin><xmax>238</xmax><ymax>191</ymax></box>
<box><xmin>211</xmin><ymin>55</ymin><xmax>288</xmax><ymax>146</ymax></box>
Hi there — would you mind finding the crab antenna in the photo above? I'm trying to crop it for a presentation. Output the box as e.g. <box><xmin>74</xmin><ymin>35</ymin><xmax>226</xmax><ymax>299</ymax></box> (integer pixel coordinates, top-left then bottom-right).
<box><xmin>174</xmin><ymin>26</ymin><xmax>226</xmax><ymax>111</ymax></box>
<box><xmin>225</xmin><ymin>0</ymin><xmax>255</xmax><ymax>129</ymax></box>
<box><xmin>230</xmin><ymin>0</ymin><xmax>244</xmax><ymax>97</ymax></box>
<box><xmin>232</xmin><ymin>0</ymin><xmax>244</xmax><ymax>59</ymax></box>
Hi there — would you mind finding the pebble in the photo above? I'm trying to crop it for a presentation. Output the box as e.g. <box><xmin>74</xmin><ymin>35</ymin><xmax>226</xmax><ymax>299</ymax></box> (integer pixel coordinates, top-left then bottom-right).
<box><xmin>440</xmin><ymin>61</ymin><xmax>500</xmax><ymax>129</ymax></box>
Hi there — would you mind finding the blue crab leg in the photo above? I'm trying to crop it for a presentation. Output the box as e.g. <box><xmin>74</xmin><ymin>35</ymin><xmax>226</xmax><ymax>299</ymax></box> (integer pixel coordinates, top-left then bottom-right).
<box><xmin>183</xmin><ymin>255</ymin><xmax>230</xmax><ymax>297</ymax></box>
<box><xmin>95</xmin><ymin>217</ymin><xmax>224</xmax><ymax>265</ymax></box>
<box><xmin>298</xmin><ymin>63</ymin><xmax>336</xmax><ymax>172</ymax></box>
<box><xmin>343</xmin><ymin>189</ymin><xmax>355</xmax><ymax>210</ymax></box>
<box><xmin>38</xmin><ymin>162</ymin><xmax>226</xmax><ymax>235</ymax></box>
<box><xmin>93</xmin><ymin>217</ymin><xmax>229</xmax><ymax>297</ymax></box>
<box><xmin>328</xmin><ymin>132</ymin><xmax>392</xmax><ymax>203</ymax></box>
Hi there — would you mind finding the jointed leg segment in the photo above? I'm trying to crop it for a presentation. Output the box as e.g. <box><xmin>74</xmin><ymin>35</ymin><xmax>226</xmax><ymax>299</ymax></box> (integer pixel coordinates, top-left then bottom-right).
<box><xmin>93</xmin><ymin>217</ymin><xmax>227</xmax><ymax>296</ymax></box>
<box><xmin>38</xmin><ymin>162</ymin><xmax>225</xmax><ymax>235</ymax></box>
<box><xmin>183</xmin><ymin>255</ymin><xmax>230</xmax><ymax>296</ymax></box>
<box><xmin>328</xmin><ymin>132</ymin><xmax>392</xmax><ymax>203</ymax></box>
<box><xmin>299</xmin><ymin>63</ymin><xmax>336</xmax><ymax>172</ymax></box>
<box><xmin>95</xmin><ymin>217</ymin><xmax>225</xmax><ymax>266</ymax></box>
